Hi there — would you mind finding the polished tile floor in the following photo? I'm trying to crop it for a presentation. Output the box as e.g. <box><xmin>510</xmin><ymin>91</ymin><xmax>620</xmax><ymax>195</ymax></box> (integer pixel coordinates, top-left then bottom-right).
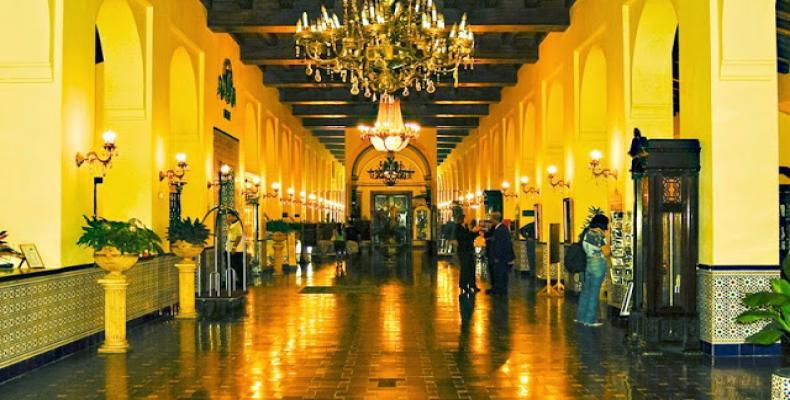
<box><xmin>0</xmin><ymin>250</ymin><xmax>781</xmax><ymax>399</ymax></box>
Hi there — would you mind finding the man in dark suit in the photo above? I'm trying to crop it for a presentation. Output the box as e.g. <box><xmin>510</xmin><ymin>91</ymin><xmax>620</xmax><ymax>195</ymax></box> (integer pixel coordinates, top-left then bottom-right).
<box><xmin>485</xmin><ymin>212</ymin><xmax>515</xmax><ymax>295</ymax></box>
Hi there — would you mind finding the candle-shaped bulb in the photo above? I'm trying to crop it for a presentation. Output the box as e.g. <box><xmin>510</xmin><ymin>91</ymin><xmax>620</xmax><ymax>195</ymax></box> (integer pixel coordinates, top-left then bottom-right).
<box><xmin>547</xmin><ymin>165</ymin><xmax>558</xmax><ymax>175</ymax></box>
<box><xmin>102</xmin><ymin>130</ymin><xmax>117</xmax><ymax>145</ymax></box>
<box><xmin>220</xmin><ymin>164</ymin><xmax>231</xmax><ymax>175</ymax></box>
<box><xmin>590</xmin><ymin>149</ymin><xmax>603</xmax><ymax>161</ymax></box>
<box><xmin>520</xmin><ymin>176</ymin><xmax>529</xmax><ymax>184</ymax></box>
<box><xmin>175</xmin><ymin>152</ymin><xmax>187</xmax><ymax>164</ymax></box>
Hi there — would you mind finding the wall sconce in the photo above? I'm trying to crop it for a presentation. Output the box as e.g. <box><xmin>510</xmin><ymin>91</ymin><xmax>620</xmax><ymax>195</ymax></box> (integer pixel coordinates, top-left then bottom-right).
<box><xmin>243</xmin><ymin>176</ymin><xmax>261</xmax><ymax>204</ymax></box>
<box><xmin>282</xmin><ymin>187</ymin><xmax>296</xmax><ymax>204</ymax></box>
<box><xmin>263</xmin><ymin>181</ymin><xmax>281</xmax><ymax>199</ymax></box>
<box><xmin>76</xmin><ymin>130</ymin><xmax>118</xmax><ymax>171</ymax></box>
<box><xmin>296</xmin><ymin>191</ymin><xmax>307</xmax><ymax>206</ymax></box>
<box><xmin>501</xmin><ymin>181</ymin><xmax>518</xmax><ymax>198</ymax></box>
<box><xmin>547</xmin><ymin>165</ymin><xmax>570</xmax><ymax>190</ymax></box>
<box><xmin>207</xmin><ymin>164</ymin><xmax>234</xmax><ymax>189</ymax></box>
<box><xmin>308</xmin><ymin>193</ymin><xmax>318</xmax><ymax>209</ymax></box>
<box><xmin>520</xmin><ymin>176</ymin><xmax>540</xmax><ymax>196</ymax></box>
<box><xmin>589</xmin><ymin>150</ymin><xmax>618</xmax><ymax>180</ymax></box>
<box><xmin>76</xmin><ymin>130</ymin><xmax>119</xmax><ymax>217</ymax></box>
<box><xmin>160</xmin><ymin>153</ymin><xmax>189</xmax><ymax>222</ymax></box>
<box><xmin>159</xmin><ymin>153</ymin><xmax>189</xmax><ymax>191</ymax></box>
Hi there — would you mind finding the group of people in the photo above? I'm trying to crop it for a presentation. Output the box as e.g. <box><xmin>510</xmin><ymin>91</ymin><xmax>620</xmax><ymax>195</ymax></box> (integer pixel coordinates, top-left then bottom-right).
<box><xmin>451</xmin><ymin>210</ymin><xmax>613</xmax><ymax>328</ymax></box>
<box><xmin>454</xmin><ymin>211</ymin><xmax>516</xmax><ymax>295</ymax></box>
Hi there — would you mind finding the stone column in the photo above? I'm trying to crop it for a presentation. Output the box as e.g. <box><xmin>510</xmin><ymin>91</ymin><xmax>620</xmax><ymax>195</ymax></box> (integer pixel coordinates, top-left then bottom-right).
<box><xmin>97</xmin><ymin>274</ymin><xmax>129</xmax><ymax>354</ymax></box>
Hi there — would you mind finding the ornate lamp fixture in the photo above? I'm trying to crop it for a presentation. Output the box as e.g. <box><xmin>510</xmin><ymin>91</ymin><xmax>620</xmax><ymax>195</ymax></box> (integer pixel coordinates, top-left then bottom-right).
<box><xmin>501</xmin><ymin>181</ymin><xmax>518</xmax><ymax>199</ymax></box>
<box><xmin>295</xmin><ymin>0</ymin><xmax>475</xmax><ymax>99</ymax></box>
<box><xmin>281</xmin><ymin>187</ymin><xmax>297</xmax><ymax>204</ymax></box>
<box><xmin>547</xmin><ymin>165</ymin><xmax>570</xmax><ymax>190</ymax></box>
<box><xmin>520</xmin><ymin>176</ymin><xmax>540</xmax><ymax>196</ymax></box>
<box><xmin>242</xmin><ymin>176</ymin><xmax>261</xmax><ymax>205</ymax></box>
<box><xmin>76</xmin><ymin>130</ymin><xmax>118</xmax><ymax>171</ymax></box>
<box><xmin>264</xmin><ymin>181</ymin><xmax>281</xmax><ymax>199</ymax></box>
<box><xmin>359</xmin><ymin>94</ymin><xmax>420</xmax><ymax>153</ymax></box>
<box><xmin>589</xmin><ymin>149</ymin><xmax>617</xmax><ymax>180</ymax></box>
<box><xmin>367</xmin><ymin>153</ymin><xmax>415</xmax><ymax>185</ymax></box>
<box><xmin>307</xmin><ymin>193</ymin><xmax>318</xmax><ymax>209</ymax></box>
<box><xmin>159</xmin><ymin>153</ymin><xmax>189</xmax><ymax>191</ymax></box>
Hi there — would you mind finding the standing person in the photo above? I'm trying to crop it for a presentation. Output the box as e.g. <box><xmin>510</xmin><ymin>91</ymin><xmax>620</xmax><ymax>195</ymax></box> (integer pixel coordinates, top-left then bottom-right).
<box><xmin>485</xmin><ymin>212</ymin><xmax>515</xmax><ymax>295</ymax></box>
<box><xmin>332</xmin><ymin>223</ymin><xmax>346</xmax><ymax>271</ymax></box>
<box><xmin>225</xmin><ymin>213</ymin><xmax>244</xmax><ymax>288</ymax></box>
<box><xmin>575</xmin><ymin>214</ymin><xmax>611</xmax><ymax>327</ymax></box>
<box><xmin>455</xmin><ymin>215</ymin><xmax>480</xmax><ymax>293</ymax></box>
<box><xmin>345</xmin><ymin>220</ymin><xmax>360</xmax><ymax>256</ymax></box>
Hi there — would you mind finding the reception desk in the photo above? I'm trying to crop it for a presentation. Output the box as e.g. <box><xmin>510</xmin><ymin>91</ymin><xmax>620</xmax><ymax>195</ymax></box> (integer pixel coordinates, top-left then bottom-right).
<box><xmin>0</xmin><ymin>256</ymin><xmax>178</xmax><ymax>377</ymax></box>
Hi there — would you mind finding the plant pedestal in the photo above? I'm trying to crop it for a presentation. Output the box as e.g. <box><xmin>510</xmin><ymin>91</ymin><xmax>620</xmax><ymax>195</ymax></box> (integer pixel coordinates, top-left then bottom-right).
<box><xmin>97</xmin><ymin>273</ymin><xmax>130</xmax><ymax>354</ymax></box>
<box><xmin>772</xmin><ymin>367</ymin><xmax>790</xmax><ymax>400</ymax></box>
<box><xmin>171</xmin><ymin>241</ymin><xmax>203</xmax><ymax>320</ymax></box>
<box><xmin>175</xmin><ymin>263</ymin><xmax>198</xmax><ymax>319</ymax></box>
<box><xmin>272</xmin><ymin>233</ymin><xmax>287</xmax><ymax>274</ymax></box>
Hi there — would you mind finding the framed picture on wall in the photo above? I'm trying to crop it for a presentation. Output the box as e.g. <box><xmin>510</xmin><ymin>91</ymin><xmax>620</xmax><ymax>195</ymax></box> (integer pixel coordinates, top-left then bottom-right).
<box><xmin>533</xmin><ymin>203</ymin><xmax>542</xmax><ymax>242</ymax></box>
<box><xmin>19</xmin><ymin>244</ymin><xmax>44</xmax><ymax>269</ymax></box>
<box><xmin>562</xmin><ymin>197</ymin><xmax>573</xmax><ymax>243</ymax></box>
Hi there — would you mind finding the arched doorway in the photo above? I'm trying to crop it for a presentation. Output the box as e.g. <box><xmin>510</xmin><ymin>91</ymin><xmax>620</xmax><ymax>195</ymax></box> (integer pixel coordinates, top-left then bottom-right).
<box><xmin>631</xmin><ymin>0</ymin><xmax>678</xmax><ymax>139</ymax></box>
<box><xmin>351</xmin><ymin>145</ymin><xmax>433</xmax><ymax>244</ymax></box>
<box><xmin>95</xmin><ymin>0</ymin><xmax>150</xmax><ymax>221</ymax></box>
<box><xmin>167</xmin><ymin>46</ymin><xmax>200</xmax><ymax>225</ymax></box>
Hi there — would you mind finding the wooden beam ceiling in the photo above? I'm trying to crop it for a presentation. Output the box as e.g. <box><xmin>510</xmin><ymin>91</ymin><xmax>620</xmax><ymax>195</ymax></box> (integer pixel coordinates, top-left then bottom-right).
<box><xmin>203</xmin><ymin>0</ymin><xmax>572</xmax><ymax>164</ymax></box>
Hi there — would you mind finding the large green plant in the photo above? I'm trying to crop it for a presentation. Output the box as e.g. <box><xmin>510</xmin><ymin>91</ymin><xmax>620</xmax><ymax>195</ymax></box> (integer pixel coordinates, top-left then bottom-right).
<box><xmin>167</xmin><ymin>217</ymin><xmax>210</xmax><ymax>246</ymax></box>
<box><xmin>734</xmin><ymin>258</ymin><xmax>790</xmax><ymax>344</ymax></box>
<box><xmin>266</xmin><ymin>219</ymin><xmax>292</xmax><ymax>233</ymax></box>
<box><xmin>77</xmin><ymin>216</ymin><xmax>163</xmax><ymax>255</ymax></box>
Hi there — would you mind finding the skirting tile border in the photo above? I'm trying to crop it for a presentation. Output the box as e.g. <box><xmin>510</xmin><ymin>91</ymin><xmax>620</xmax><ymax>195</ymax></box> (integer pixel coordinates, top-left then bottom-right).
<box><xmin>701</xmin><ymin>340</ymin><xmax>782</xmax><ymax>358</ymax></box>
<box><xmin>698</xmin><ymin>264</ymin><xmax>781</xmax><ymax>355</ymax></box>
<box><xmin>0</xmin><ymin>309</ymin><xmax>173</xmax><ymax>384</ymax></box>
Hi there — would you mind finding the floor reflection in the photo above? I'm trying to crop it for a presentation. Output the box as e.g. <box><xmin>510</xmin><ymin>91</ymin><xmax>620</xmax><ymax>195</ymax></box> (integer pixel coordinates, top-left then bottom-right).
<box><xmin>0</xmin><ymin>248</ymin><xmax>778</xmax><ymax>399</ymax></box>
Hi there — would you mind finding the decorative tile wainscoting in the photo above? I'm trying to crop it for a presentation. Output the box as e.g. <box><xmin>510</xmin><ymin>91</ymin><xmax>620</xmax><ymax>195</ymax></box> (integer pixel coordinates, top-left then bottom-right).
<box><xmin>0</xmin><ymin>256</ymin><xmax>178</xmax><ymax>370</ymax></box>
<box><xmin>697</xmin><ymin>265</ymin><xmax>781</xmax><ymax>357</ymax></box>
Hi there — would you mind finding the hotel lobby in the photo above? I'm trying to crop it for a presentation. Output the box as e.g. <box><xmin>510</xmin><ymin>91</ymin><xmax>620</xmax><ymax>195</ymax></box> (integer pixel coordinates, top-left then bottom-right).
<box><xmin>1</xmin><ymin>0</ymin><xmax>789</xmax><ymax>398</ymax></box>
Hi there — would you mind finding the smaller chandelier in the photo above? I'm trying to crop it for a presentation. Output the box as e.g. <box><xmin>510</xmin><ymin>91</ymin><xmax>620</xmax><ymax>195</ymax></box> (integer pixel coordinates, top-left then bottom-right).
<box><xmin>368</xmin><ymin>153</ymin><xmax>415</xmax><ymax>186</ymax></box>
<box><xmin>359</xmin><ymin>94</ymin><xmax>420</xmax><ymax>153</ymax></box>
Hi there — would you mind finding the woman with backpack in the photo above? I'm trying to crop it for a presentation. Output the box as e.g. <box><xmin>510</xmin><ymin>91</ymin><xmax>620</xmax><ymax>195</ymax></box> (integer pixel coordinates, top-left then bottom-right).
<box><xmin>575</xmin><ymin>214</ymin><xmax>611</xmax><ymax>327</ymax></box>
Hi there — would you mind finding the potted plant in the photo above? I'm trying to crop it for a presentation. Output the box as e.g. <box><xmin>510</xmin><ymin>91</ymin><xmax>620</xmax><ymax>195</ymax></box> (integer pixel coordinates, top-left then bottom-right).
<box><xmin>735</xmin><ymin>256</ymin><xmax>790</xmax><ymax>399</ymax></box>
<box><xmin>77</xmin><ymin>216</ymin><xmax>162</xmax><ymax>353</ymax></box>
<box><xmin>266</xmin><ymin>220</ymin><xmax>291</xmax><ymax>273</ymax></box>
<box><xmin>77</xmin><ymin>216</ymin><xmax>163</xmax><ymax>274</ymax></box>
<box><xmin>168</xmin><ymin>217</ymin><xmax>210</xmax><ymax>262</ymax></box>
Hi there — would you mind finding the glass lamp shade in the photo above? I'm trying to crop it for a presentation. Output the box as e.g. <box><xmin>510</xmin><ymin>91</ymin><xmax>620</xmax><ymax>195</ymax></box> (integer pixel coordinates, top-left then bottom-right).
<box><xmin>359</xmin><ymin>95</ymin><xmax>419</xmax><ymax>153</ymax></box>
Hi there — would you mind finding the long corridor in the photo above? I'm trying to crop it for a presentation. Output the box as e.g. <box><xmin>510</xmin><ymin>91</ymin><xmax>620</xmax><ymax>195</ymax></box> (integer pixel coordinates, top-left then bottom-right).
<box><xmin>0</xmin><ymin>252</ymin><xmax>777</xmax><ymax>399</ymax></box>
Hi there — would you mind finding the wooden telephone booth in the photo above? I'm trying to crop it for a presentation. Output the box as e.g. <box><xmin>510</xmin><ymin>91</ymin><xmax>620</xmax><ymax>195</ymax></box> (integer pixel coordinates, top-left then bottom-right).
<box><xmin>632</xmin><ymin>139</ymin><xmax>700</xmax><ymax>349</ymax></box>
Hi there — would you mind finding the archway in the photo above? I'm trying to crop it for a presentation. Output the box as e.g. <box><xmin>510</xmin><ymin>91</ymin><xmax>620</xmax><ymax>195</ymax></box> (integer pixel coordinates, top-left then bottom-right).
<box><xmin>632</xmin><ymin>0</ymin><xmax>678</xmax><ymax>138</ymax></box>
<box><xmin>95</xmin><ymin>0</ymin><xmax>150</xmax><ymax>222</ymax></box>
<box><xmin>575</xmin><ymin>46</ymin><xmax>610</xmax><ymax>236</ymax></box>
<box><xmin>168</xmin><ymin>46</ymin><xmax>200</xmax><ymax>222</ymax></box>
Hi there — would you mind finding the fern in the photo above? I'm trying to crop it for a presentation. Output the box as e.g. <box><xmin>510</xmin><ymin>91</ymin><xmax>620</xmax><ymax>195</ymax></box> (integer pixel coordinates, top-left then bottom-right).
<box><xmin>77</xmin><ymin>216</ymin><xmax>163</xmax><ymax>255</ymax></box>
<box><xmin>167</xmin><ymin>217</ymin><xmax>210</xmax><ymax>246</ymax></box>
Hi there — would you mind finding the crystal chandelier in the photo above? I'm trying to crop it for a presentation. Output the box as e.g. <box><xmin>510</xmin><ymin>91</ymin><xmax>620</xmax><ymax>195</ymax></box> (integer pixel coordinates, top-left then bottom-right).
<box><xmin>295</xmin><ymin>0</ymin><xmax>475</xmax><ymax>100</ymax></box>
<box><xmin>368</xmin><ymin>154</ymin><xmax>415</xmax><ymax>186</ymax></box>
<box><xmin>359</xmin><ymin>94</ymin><xmax>420</xmax><ymax>152</ymax></box>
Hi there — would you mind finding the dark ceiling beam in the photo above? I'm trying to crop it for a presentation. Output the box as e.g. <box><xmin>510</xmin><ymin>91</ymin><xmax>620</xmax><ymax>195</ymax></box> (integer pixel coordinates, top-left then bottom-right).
<box><xmin>207</xmin><ymin>2</ymin><xmax>570</xmax><ymax>34</ymax></box>
<box><xmin>318</xmin><ymin>137</ymin><xmax>345</xmax><ymax>144</ymax></box>
<box><xmin>263</xmin><ymin>66</ymin><xmax>517</xmax><ymax>88</ymax></box>
<box><xmin>302</xmin><ymin>116</ymin><xmax>479</xmax><ymax>128</ymax></box>
<box><xmin>291</xmin><ymin>103</ymin><xmax>490</xmax><ymax>118</ymax></box>
<box><xmin>312</xmin><ymin>130</ymin><xmax>346</xmax><ymax>137</ymax></box>
<box><xmin>280</xmin><ymin>87</ymin><xmax>501</xmax><ymax>104</ymax></box>
<box><xmin>437</xmin><ymin>128</ymin><xmax>470</xmax><ymax>136</ymax></box>
<box><xmin>437</xmin><ymin>136</ymin><xmax>464</xmax><ymax>143</ymax></box>
<box><xmin>241</xmin><ymin>36</ymin><xmax>537</xmax><ymax>65</ymax></box>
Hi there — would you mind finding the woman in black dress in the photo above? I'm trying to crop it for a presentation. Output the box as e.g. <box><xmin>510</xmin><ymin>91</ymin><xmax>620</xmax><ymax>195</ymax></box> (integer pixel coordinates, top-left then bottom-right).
<box><xmin>455</xmin><ymin>215</ymin><xmax>480</xmax><ymax>293</ymax></box>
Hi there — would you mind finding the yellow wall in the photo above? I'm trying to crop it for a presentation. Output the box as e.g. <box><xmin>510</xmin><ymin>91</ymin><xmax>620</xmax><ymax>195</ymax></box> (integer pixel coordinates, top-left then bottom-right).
<box><xmin>438</xmin><ymin>0</ymin><xmax>780</xmax><ymax>265</ymax></box>
<box><xmin>0</xmin><ymin>0</ymin><xmax>342</xmax><ymax>268</ymax></box>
